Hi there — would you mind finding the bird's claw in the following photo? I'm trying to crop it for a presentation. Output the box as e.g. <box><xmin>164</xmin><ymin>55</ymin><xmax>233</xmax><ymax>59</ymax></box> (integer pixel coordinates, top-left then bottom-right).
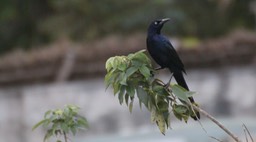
<box><xmin>164</xmin><ymin>83</ymin><xmax>170</xmax><ymax>90</ymax></box>
<box><xmin>150</xmin><ymin>70</ymin><xmax>155</xmax><ymax>77</ymax></box>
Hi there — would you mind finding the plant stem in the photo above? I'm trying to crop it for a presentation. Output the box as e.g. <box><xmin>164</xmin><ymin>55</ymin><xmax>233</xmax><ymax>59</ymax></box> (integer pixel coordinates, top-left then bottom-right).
<box><xmin>63</xmin><ymin>131</ymin><xmax>68</xmax><ymax>142</ymax></box>
<box><xmin>192</xmin><ymin>105</ymin><xmax>242</xmax><ymax>142</ymax></box>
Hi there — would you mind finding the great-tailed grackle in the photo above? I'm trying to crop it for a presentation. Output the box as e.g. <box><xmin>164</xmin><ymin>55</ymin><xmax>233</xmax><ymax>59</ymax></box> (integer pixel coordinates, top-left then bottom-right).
<box><xmin>146</xmin><ymin>18</ymin><xmax>200</xmax><ymax>120</ymax></box>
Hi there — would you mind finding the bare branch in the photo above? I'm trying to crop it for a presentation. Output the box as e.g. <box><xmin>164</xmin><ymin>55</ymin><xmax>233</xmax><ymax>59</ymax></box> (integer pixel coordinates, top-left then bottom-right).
<box><xmin>63</xmin><ymin>131</ymin><xmax>68</xmax><ymax>142</ymax></box>
<box><xmin>244</xmin><ymin>126</ymin><xmax>249</xmax><ymax>142</ymax></box>
<box><xmin>243</xmin><ymin>124</ymin><xmax>254</xmax><ymax>142</ymax></box>
<box><xmin>192</xmin><ymin>105</ymin><xmax>242</xmax><ymax>142</ymax></box>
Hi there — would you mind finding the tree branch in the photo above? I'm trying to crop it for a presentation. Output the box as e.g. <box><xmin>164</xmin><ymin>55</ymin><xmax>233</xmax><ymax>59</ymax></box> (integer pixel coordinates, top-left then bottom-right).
<box><xmin>192</xmin><ymin>105</ymin><xmax>242</xmax><ymax>142</ymax></box>
<box><xmin>63</xmin><ymin>131</ymin><xmax>68</xmax><ymax>142</ymax></box>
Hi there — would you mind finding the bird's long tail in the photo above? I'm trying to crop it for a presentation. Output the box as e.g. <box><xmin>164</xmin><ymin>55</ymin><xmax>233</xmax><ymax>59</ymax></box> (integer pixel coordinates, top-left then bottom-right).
<box><xmin>173</xmin><ymin>71</ymin><xmax>200</xmax><ymax>120</ymax></box>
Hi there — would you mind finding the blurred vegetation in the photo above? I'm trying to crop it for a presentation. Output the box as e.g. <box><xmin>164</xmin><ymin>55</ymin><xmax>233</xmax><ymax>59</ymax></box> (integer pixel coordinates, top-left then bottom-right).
<box><xmin>0</xmin><ymin>0</ymin><xmax>255</xmax><ymax>54</ymax></box>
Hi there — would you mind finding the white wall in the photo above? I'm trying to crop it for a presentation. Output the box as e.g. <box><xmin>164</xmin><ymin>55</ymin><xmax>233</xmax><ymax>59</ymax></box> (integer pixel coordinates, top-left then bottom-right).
<box><xmin>0</xmin><ymin>65</ymin><xmax>255</xmax><ymax>142</ymax></box>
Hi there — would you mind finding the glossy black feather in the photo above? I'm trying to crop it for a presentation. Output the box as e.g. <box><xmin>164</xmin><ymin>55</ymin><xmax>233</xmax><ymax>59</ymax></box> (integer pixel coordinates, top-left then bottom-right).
<box><xmin>147</xmin><ymin>35</ymin><xmax>185</xmax><ymax>73</ymax></box>
<box><xmin>146</xmin><ymin>18</ymin><xmax>200</xmax><ymax>120</ymax></box>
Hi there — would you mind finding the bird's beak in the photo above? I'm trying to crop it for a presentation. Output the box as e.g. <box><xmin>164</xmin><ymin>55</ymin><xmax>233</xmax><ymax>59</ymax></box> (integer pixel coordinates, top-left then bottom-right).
<box><xmin>160</xmin><ymin>18</ymin><xmax>170</xmax><ymax>24</ymax></box>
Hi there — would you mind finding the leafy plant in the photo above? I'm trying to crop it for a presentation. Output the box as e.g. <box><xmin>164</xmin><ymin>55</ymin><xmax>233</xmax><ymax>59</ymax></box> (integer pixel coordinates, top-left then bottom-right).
<box><xmin>105</xmin><ymin>50</ymin><xmax>198</xmax><ymax>135</ymax></box>
<box><xmin>32</xmin><ymin>105</ymin><xmax>88</xmax><ymax>142</ymax></box>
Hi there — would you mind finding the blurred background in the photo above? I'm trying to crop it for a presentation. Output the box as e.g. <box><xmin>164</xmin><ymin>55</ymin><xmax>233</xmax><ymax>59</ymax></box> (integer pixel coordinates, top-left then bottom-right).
<box><xmin>0</xmin><ymin>0</ymin><xmax>256</xmax><ymax>142</ymax></box>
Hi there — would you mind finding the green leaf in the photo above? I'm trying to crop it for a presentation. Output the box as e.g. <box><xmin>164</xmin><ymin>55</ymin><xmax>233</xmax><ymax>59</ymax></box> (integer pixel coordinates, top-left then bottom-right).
<box><xmin>171</xmin><ymin>84</ymin><xmax>190</xmax><ymax>103</ymax></box>
<box><xmin>129</xmin><ymin>101</ymin><xmax>133</xmax><ymax>113</ymax></box>
<box><xmin>163</xmin><ymin>112</ymin><xmax>170</xmax><ymax>128</ymax></box>
<box><xmin>131</xmin><ymin>60</ymin><xmax>143</xmax><ymax>67</ymax></box>
<box><xmin>32</xmin><ymin>119</ymin><xmax>49</xmax><ymax>131</ymax></box>
<box><xmin>157</xmin><ymin>102</ymin><xmax>168</xmax><ymax>112</ymax></box>
<box><xmin>77</xmin><ymin>115</ymin><xmax>89</xmax><ymax>128</ymax></box>
<box><xmin>132</xmin><ymin>50</ymin><xmax>149</xmax><ymax>64</ymax></box>
<box><xmin>44</xmin><ymin>129</ymin><xmax>53</xmax><ymax>142</ymax></box>
<box><xmin>105</xmin><ymin>71</ymin><xmax>118</xmax><ymax>89</ymax></box>
<box><xmin>136</xmin><ymin>87</ymin><xmax>149</xmax><ymax>108</ymax></box>
<box><xmin>117</xmin><ymin>58</ymin><xmax>128</xmax><ymax>71</ymax></box>
<box><xmin>54</xmin><ymin>109</ymin><xmax>63</xmax><ymax>115</ymax></box>
<box><xmin>173</xmin><ymin>109</ymin><xmax>182</xmax><ymax>121</ymax></box>
<box><xmin>105</xmin><ymin>57</ymin><xmax>115</xmax><ymax>72</ymax></box>
<box><xmin>173</xmin><ymin>104</ymin><xmax>190</xmax><ymax>122</ymax></box>
<box><xmin>125</xmin><ymin>93</ymin><xmax>129</xmax><ymax>106</ymax></box>
<box><xmin>112</xmin><ymin>57</ymin><xmax>121</xmax><ymax>70</ymax></box>
<box><xmin>118</xmin><ymin>86</ymin><xmax>125</xmax><ymax>104</ymax></box>
<box><xmin>71</xmin><ymin>126</ymin><xmax>77</xmax><ymax>135</ymax></box>
<box><xmin>44</xmin><ymin>110</ymin><xmax>52</xmax><ymax>119</ymax></box>
<box><xmin>113</xmin><ymin>83</ymin><xmax>120</xmax><ymax>95</ymax></box>
<box><xmin>173</xmin><ymin>104</ymin><xmax>188</xmax><ymax>114</ymax></box>
<box><xmin>52</xmin><ymin>123</ymin><xmax>59</xmax><ymax>135</ymax></box>
<box><xmin>125</xmin><ymin>67</ymin><xmax>138</xmax><ymax>77</ymax></box>
<box><xmin>139</xmin><ymin>65</ymin><xmax>151</xmax><ymax>79</ymax></box>
<box><xmin>126</xmin><ymin>85</ymin><xmax>135</xmax><ymax>98</ymax></box>
<box><xmin>186</xmin><ymin>91</ymin><xmax>197</xmax><ymax>97</ymax></box>
<box><xmin>118</xmin><ymin>72</ymin><xmax>127</xmax><ymax>85</ymax></box>
<box><xmin>61</xmin><ymin>123</ymin><xmax>69</xmax><ymax>133</ymax></box>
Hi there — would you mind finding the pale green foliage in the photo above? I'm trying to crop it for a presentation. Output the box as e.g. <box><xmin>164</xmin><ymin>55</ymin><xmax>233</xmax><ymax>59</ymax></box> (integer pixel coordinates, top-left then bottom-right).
<box><xmin>105</xmin><ymin>50</ymin><xmax>198</xmax><ymax>135</ymax></box>
<box><xmin>33</xmin><ymin>105</ymin><xmax>88</xmax><ymax>142</ymax></box>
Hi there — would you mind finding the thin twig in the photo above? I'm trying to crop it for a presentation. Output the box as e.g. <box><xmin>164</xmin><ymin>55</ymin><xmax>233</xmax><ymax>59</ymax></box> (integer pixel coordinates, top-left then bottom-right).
<box><xmin>189</xmin><ymin>103</ymin><xmax>224</xmax><ymax>142</ymax></box>
<box><xmin>192</xmin><ymin>105</ymin><xmax>242</xmax><ymax>142</ymax></box>
<box><xmin>243</xmin><ymin>124</ymin><xmax>254</xmax><ymax>142</ymax></box>
<box><xmin>63</xmin><ymin>131</ymin><xmax>68</xmax><ymax>142</ymax></box>
<box><xmin>209</xmin><ymin>136</ymin><xmax>224</xmax><ymax>142</ymax></box>
<box><xmin>244</xmin><ymin>126</ymin><xmax>249</xmax><ymax>142</ymax></box>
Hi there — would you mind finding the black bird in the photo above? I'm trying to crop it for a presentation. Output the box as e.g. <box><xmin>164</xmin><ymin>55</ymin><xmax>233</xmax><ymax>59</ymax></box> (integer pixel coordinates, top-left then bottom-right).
<box><xmin>146</xmin><ymin>18</ymin><xmax>200</xmax><ymax>120</ymax></box>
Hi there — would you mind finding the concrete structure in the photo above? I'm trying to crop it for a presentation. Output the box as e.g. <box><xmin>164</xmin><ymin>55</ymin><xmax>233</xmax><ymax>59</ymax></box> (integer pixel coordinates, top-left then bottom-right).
<box><xmin>0</xmin><ymin>65</ymin><xmax>255</xmax><ymax>142</ymax></box>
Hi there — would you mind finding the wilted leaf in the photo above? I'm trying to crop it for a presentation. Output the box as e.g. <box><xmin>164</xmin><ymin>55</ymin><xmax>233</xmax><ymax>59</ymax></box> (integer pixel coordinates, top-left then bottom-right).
<box><xmin>151</xmin><ymin>109</ymin><xmax>156</xmax><ymax>123</ymax></box>
<box><xmin>156</xmin><ymin>112</ymin><xmax>166</xmax><ymax>135</ymax></box>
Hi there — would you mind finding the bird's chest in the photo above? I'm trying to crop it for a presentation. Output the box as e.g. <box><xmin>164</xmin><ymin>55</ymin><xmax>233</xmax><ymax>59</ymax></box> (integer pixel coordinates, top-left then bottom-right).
<box><xmin>146</xmin><ymin>37</ymin><xmax>168</xmax><ymax>67</ymax></box>
<box><xmin>147</xmin><ymin>37</ymin><xmax>165</xmax><ymax>56</ymax></box>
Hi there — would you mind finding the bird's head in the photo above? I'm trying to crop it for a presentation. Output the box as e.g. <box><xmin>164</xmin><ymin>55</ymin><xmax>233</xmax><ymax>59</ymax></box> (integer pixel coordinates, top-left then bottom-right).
<box><xmin>148</xmin><ymin>18</ymin><xmax>170</xmax><ymax>35</ymax></box>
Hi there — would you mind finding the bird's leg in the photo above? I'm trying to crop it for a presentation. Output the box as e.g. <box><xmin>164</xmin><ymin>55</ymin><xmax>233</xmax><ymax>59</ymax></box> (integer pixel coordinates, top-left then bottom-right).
<box><xmin>151</xmin><ymin>67</ymin><xmax>164</xmax><ymax>77</ymax></box>
<box><xmin>155</xmin><ymin>66</ymin><xmax>164</xmax><ymax>71</ymax></box>
<box><xmin>164</xmin><ymin>73</ymin><xmax>173</xmax><ymax>89</ymax></box>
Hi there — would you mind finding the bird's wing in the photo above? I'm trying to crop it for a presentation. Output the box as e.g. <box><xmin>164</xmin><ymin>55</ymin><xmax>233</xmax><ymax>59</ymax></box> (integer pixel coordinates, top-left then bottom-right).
<box><xmin>157</xmin><ymin>36</ymin><xmax>186</xmax><ymax>73</ymax></box>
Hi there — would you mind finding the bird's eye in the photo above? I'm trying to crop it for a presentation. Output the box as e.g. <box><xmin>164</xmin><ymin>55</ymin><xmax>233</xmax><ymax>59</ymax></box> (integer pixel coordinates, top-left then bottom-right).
<box><xmin>154</xmin><ymin>21</ymin><xmax>158</xmax><ymax>25</ymax></box>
